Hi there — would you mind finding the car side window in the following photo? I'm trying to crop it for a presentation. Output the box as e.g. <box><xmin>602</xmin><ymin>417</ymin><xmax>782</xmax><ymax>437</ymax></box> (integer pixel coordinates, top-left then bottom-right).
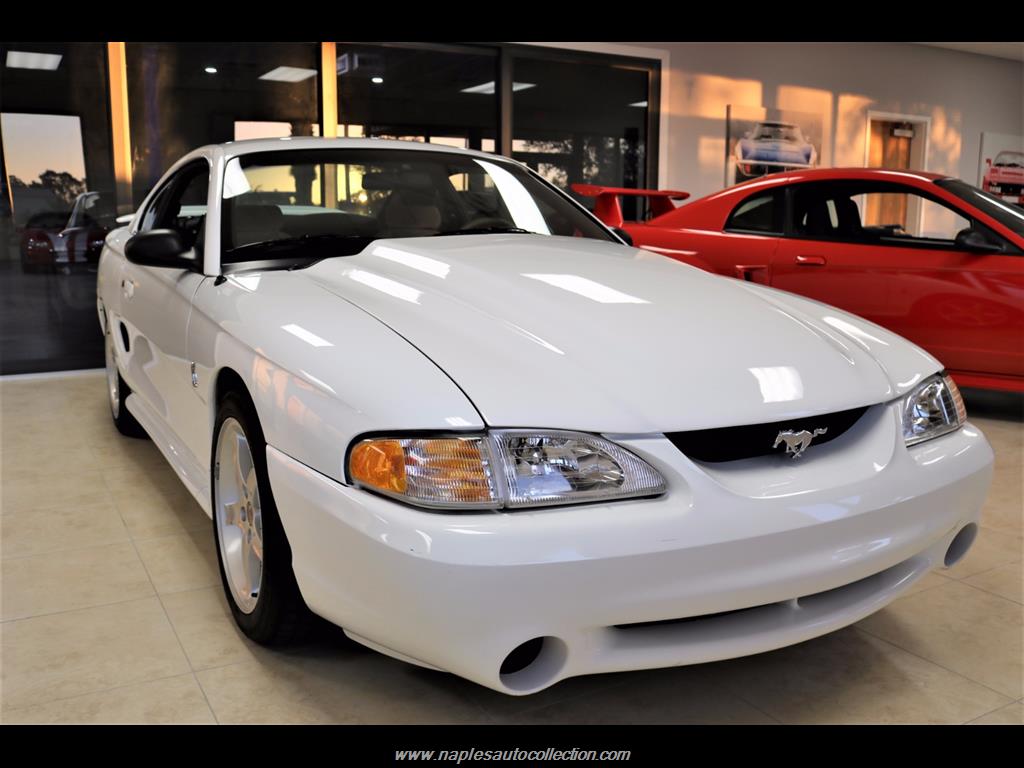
<box><xmin>789</xmin><ymin>181</ymin><xmax>984</xmax><ymax>249</ymax></box>
<box><xmin>139</xmin><ymin>162</ymin><xmax>210</xmax><ymax>252</ymax></box>
<box><xmin>725</xmin><ymin>191</ymin><xmax>783</xmax><ymax>234</ymax></box>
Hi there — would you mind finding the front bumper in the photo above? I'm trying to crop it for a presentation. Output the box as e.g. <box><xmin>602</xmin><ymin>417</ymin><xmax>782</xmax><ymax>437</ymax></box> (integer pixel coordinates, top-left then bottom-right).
<box><xmin>267</xmin><ymin>402</ymin><xmax>993</xmax><ymax>695</ymax></box>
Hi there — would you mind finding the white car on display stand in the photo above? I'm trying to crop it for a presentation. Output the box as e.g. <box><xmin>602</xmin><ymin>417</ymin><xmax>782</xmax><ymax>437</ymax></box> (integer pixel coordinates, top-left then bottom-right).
<box><xmin>97</xmin><ymin>138</ymin><xmax>993</xmax><ymax>696</ymax></box>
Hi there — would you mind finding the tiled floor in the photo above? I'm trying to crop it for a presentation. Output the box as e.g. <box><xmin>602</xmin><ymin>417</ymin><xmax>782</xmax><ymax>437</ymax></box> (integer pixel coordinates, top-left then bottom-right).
<box><xmin>1</xmin><ymin>373</ymin><xmax>1021</xmax><ymax>724</ymax></box>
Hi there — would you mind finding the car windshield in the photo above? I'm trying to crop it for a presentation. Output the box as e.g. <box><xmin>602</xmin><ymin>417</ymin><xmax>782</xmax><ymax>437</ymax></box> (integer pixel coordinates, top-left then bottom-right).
<box><xmin>936</xmin><ymin>178</ymin><xmax>1024</xmax><ymax>237</ymax></box>
<box><xmin>994</xmin><ymin>151</ymin><xmax>1024</xmax><ymax>168</ymax></box>
<box><xmin>753</xmin><ymin>124</ymin><xmax>802</xmax><ymax>143</ymax></box>
<box><xmin>221</xmin><ymin>148</ymin><xmax>615</xmax><ymax>263</ymax></box>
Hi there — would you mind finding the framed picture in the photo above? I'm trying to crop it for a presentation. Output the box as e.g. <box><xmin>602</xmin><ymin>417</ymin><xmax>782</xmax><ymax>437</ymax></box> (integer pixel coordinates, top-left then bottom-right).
<box><xmin>725</xmin><ymin>105</ymin><xmax>823</xmax><ymax>186</ymax></box>
<box><xmin>979</xmin><ymin>132</ymin><xmax>1024</xmax><ymax>207</ymax></box>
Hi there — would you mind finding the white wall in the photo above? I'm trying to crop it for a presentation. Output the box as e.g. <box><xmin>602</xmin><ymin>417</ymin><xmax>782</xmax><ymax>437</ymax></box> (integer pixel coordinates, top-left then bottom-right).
<box><xmin>622</xmin><ymin>42</ymin><xmax>1023</xmax><ymax>198</ymax></box>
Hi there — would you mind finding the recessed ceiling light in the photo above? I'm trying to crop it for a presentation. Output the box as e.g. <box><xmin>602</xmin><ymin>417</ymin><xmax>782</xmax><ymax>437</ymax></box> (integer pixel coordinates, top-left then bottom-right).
<box><xmin>629</xmin><ymin>100</ymin><xmax>648</xmax><ymax>108</ymax></box>
<box><xmin>259</xmin><ymin>66</ymin><xmax>318</xmax><ymax>83</ymax></box>
<box><xmin>460</xmin><ymin>81</ymin><xmax>536</xmax><ymax>95</ymax></box>
<box><xmin>371</xmin><ymin>76</ymin><xmax>384</xmax><ymax>84</ymax></box>
<box><xmin>6</xmin><ymin>51</ymin><xmax>62</xmax><ymax>71</ymax></box>
<box><xmin>205</xmin><ymin>66</ymin><xmax>218</xmax><ymax>74</ymax></box>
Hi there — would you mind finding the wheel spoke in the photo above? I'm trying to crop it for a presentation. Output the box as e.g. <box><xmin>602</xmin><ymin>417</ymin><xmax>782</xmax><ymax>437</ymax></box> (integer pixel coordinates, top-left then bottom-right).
<box><xmin>223</xmin><ymin>500</ymin><xmax>241</xmax><ymax>528</ymax></box>
<box><xmin>250</xmin><ymin>518</ymin><xmax>263</xmax><ymax>562</ymax></box>
<box><xmin>233</xmin><ymin>434</ymin><xmax>247</xmax><ymax>496</ymax></box>
<box><xmin>239</xmin><ymin>539</ymin><xmax>253</xmax><ymax>597</ymax></box>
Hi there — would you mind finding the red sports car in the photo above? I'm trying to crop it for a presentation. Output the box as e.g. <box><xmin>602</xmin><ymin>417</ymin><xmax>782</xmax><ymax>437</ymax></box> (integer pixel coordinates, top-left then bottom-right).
<box><xmin>576</xmin><ymin>168</ymin><xmax>1024</xmax><ymax>393</ymax></box>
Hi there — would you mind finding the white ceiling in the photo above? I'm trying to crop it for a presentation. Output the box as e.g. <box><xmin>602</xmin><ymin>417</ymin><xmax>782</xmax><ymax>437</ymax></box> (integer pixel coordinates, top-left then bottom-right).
<box><xmin>917</xmin><ymin>42</ymin><xmax>1024</xmax><ymax>62</ymax></box>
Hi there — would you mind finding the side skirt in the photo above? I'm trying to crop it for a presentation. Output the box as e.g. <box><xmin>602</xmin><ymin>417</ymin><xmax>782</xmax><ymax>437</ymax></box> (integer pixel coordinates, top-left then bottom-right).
<box><xmin>125</xmin><ymin>392</ymin><xmax>212</xmax><ymax>516</ymax></box>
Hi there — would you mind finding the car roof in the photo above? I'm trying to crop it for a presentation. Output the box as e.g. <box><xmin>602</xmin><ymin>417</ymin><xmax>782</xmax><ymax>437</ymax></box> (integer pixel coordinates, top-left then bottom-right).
<box><xmin>199</xmin><ymin>137</ymin><xmax>500</xmax><ymax>162</ymax></box>
<box><xmin>733</xmin><ymin>167</ymin><xmax>949</xmax><ymax>186</ymax></box>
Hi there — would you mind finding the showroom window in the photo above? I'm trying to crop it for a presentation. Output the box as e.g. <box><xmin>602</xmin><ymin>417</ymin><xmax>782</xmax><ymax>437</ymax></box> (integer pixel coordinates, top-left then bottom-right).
<box><xmin>126</xmin><ymin>42</ymin><xmax>321</xmax><ymax>208</ymax></box>
<box><xmin>0</xmin><ymin>42</ymin><xmax>117</xmax><ymax>374</ymax></box>
<box><xmin>335</xmin><ymin>43</ymin><xmax>499</xmax><ymax>152</ymax></box>
<box><xmin>511</xmin><ymin>48</ymin><xmax>656</xmax><ymax>221</ymax></box>
<box><xmin>0</xmin><ymin>42</ymin><xmax>660</xmax><ymax>374</ymax></box>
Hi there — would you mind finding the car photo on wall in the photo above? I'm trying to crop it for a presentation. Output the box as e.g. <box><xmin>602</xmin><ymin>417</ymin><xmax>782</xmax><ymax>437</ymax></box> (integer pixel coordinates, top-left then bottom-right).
<box><xmin>982</xmin><ymin>150</ymin><xmax>1024</xmax><ymax>206</ymax></box>
<box><xmin>733</xmin><ymin>121</ymin><xmax>817</xmax><ymax>181</ymax></box>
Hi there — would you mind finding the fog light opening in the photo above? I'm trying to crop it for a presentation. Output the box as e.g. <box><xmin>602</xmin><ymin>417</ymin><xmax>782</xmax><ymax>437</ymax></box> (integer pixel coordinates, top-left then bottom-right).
<box><xmin>944</xmin><ymin>523</ymin><xmax>978</xmax><ymax>567</ymax></box>
<box><xmin>499</xmin><ymin>636</ymin><xmax>568</xmax><ymax>693</ymax></box>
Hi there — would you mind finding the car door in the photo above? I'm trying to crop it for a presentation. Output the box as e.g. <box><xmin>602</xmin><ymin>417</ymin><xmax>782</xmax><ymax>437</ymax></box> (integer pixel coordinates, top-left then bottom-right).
<box><xmin>120</xmin><ymin>160</ymin><xmax>209</xmax><ymax>432</ymax></box>
<box><xmin>637</xmin><ymin>187</ymin><xmax>782</xmax><ymax>281</ymax></box>
<box><xmin>770</xmin><ymin>180</ymin><xmax>1023</xmax><ymax>378</ymax></box>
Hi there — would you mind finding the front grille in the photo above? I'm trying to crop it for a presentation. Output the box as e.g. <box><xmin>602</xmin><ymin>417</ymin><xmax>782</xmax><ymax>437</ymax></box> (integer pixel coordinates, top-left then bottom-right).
<box><xmin>665</xmin><ymin>405</ymin><xmax>869</xmax><ymax>463</ymax></box>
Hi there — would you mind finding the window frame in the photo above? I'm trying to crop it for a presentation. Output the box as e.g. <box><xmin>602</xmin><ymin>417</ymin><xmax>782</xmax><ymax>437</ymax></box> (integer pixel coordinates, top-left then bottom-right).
<box><xmin>780</xmin><ymin>179</ymin><xmax>1020</xmax><ymax>254</ymax></box>
<box><xmin>723</xmin><ymin>188</ymin><xmax>786</xmax><ymax>236</ymax></box>
<box><xmin>138</xmin><ymin>159</ymin><xmax>211</xmax><ymax>233</ymax></box>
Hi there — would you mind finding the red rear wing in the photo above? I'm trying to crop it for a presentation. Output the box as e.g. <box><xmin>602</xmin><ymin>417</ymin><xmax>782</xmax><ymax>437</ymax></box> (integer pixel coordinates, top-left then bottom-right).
<box><xmin>571</xmin><ymin>184</ymin><xmax>690</xmax><ymax>227</ymax></box>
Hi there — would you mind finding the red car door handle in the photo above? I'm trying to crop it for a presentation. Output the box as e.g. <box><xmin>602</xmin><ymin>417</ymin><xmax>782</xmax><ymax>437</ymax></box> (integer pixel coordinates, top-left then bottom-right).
<box><xmin>796</xmin><ymin>254</ymin><xmax>827</xmax><ymax>266</ymax></box>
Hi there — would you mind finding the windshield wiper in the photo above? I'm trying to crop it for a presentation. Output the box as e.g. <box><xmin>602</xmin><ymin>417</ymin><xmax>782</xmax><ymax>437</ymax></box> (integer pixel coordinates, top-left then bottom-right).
<box><xmin>226</xmin><ymin>233</ymin><xmax>371</xmax><ymax>253</ymax></box>
<box><xmin>435</xmin><ymin>227</ymin><xmax>536</xmax><ymax>236</ymax></box>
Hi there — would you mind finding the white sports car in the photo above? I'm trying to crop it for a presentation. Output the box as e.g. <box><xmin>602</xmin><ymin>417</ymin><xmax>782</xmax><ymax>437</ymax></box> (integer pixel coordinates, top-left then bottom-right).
<box><xmin>98</xmin><ymin>138</ymin><xmax>993</xmax><ymax>695</ymax></box>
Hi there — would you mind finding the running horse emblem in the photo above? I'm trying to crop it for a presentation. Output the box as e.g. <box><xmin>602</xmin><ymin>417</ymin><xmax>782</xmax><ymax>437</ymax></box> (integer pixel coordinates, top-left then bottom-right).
<box><xmin>773</xmin><ymin>428</ymin><xmax>828</xmax><ymax>458</ymax></box>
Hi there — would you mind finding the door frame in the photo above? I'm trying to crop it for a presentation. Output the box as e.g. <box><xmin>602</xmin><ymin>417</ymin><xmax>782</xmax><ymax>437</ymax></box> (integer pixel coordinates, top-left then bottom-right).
<box><xmin>863</xmin><ymin>110</ymin><xmax>932</xmax><ymax>235</ymax></box>
<box><xmin>863</xmin><ymin>111</ymin><xmax>931</xmax><ymax>172</ymax></box>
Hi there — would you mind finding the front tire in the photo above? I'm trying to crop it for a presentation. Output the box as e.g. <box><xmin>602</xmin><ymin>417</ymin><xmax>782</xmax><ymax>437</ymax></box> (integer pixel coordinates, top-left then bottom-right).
<box><xmin>212</xmin><ymin>391</ymin><xmax>312</xmax><ymax>644</ymax></box>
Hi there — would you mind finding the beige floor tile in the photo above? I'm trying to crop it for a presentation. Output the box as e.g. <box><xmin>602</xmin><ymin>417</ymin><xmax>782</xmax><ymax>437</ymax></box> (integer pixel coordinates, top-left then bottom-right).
<box><xmin>1</xmin><ymin>470</ymin><xmax>112</xmax><ymax>516</ymax></box>
<box><xmin>198</xmin><ymin>645</ymin><xmax>490</xmax><ymax>724</ymax></box>
<box><xmin>709</xmin><ymin>627</ymin><xmax>1011</xmax><ymax>724</ymax></box>
<box><xmin>1</xmin><ymin>597</ymin><xmax>191</xmax><ymax>710</ymax></box>
<box><xmin>897</xmin><ymin>570</ymin><xmax>951</xmax><ymax>600</ymax></box>
<box><xmin>499</xmin><ymin>666</ymin><xmax>775</xmax><ymax>724</ymax></box>
<box><xmin>1</xmin><ymin>674</ymin><xmax>216</xmax><ymax>724</ymax></box>
<box><xmin>89</xmin><ymin>436</ymin><xmax>170</xmax><ymax>471</ymax></box>
<box><xmin>944</xmin><ymin>525</ymin><xmax>1022</xmax><ymax>580</ymax></box>
<box><xmin>856</xmin><ymin>580</ymin><xmax>1023</xmax><ymax>699</ymax></box>
<box><xmin>161</xmin><ymin>586</ymin><xmax>257</xmax><ymax>671</ymax></box>
<box><xmin>1</xmin><ymin>542</ymin><xmax>154</xmax><ymax>620</ymax></box>
<box><xmin>964</xmin><ymin>561</ymin><xmax>1023</xmax><ymax>604</ymax></box>
<box><xmin>966</xmin><ymin>700</ymin><xmax>1024</xmax><ymax>725</ymax></box>
<box><xmin>0</xmin><ymin>501</ymin><xmax>130</xmax><ymax>558</ymax></box>
<box><xmin>104</xmin><ymin>469</ymin><xmax>209</xmax><ymax>540</ymax></box>
<box><xmin>979</xmin><ymin>487</ymin><xmax>1023</xmax><ymax>534</ymax></box>
<box><xmin>135</xmin><ymin>529</ymin><xmax>220</xmax><ymax>594</ymax></box>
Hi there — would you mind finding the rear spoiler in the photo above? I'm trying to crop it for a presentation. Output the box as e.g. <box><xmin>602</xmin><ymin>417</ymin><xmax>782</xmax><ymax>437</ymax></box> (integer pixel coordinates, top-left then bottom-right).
<box><xmin>571</xmin><ymin>184</ymin><xmax>690</xmax><ymax>227</ymax></box>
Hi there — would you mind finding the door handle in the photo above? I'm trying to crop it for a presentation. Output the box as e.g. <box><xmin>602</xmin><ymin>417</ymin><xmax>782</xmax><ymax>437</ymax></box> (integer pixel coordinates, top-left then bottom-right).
<box><xmin>122</xmin><ymin>278</ymin><xmax>137</xmax><ymax>299</ymax></box>
<box><xmin>796</xmin><ymin>254</ymin><xmax>827</xmax><ymax>266</ymax></box>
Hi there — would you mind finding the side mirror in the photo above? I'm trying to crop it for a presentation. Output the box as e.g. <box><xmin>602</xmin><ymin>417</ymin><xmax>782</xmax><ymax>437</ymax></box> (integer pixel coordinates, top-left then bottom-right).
<box><xmin>612</xmin><ymin>227</ymin><xmax>634</xmax><ymax>246</ymax></box>
<box><xmin>955</xmin><ymin>228</ymin><xmax>1003</xmax><ymax>255</ymax></box>
<box><xmin>125</xmin><ymin>229</ymin><xmax>195</xmax><ymax>268</ymax></box>
<box><xmin>115</xmin><ymin>213</ymin><xmax>134</xmax><ymax>226</ymax></box>
<box><xmin>985</xmin><ymin>158</ymin><xmax>992</xmax><ymax>168</ymax></box>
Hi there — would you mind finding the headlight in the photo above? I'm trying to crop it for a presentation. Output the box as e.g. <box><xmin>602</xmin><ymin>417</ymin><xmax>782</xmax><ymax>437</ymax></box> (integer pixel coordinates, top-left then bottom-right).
<box><xmin>348</xmin><ymin>430</ymin><xmax>666</xmax><ymax>511</ymax></box>
<box><xmin>902</xmin><ymin>373</ymin><xmax>966</xmax><ymax>446</ymax></box>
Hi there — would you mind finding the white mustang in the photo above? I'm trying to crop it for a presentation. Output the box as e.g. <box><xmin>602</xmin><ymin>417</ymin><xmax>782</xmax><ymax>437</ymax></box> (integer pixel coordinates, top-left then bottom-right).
<box><xmin>97</xmin><ymin>138</ymin><xmax>993</xmax><ymax>695</ymax></box>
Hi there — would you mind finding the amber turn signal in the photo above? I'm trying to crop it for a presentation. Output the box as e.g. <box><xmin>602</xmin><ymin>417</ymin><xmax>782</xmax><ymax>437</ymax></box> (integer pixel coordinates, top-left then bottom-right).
<box><xmin>350</xmin><ymin>439</ymin><xmax>407</xmax><ymax>494</ymax></box>
<box><xmin>348</xmin><ymin>436</ymin><xmax>499</xmax><ymax>509</ymax></box>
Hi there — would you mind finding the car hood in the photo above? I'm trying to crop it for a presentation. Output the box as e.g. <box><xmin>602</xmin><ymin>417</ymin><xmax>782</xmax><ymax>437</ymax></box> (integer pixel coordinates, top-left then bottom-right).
<box><xmin>303</xmin><ymin>235</ymin><xmax>938</xmax><ymax>433</ymax></box>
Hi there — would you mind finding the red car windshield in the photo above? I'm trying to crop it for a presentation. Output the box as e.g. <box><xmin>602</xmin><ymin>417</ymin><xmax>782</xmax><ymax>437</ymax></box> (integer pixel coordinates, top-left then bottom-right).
<box><xmin>994</xmin><ymin>152</ymin><xmax>1024</xmax><ymax>168</ymax></box>
<box><xmin>753</xmin><ymin>124</ymin><xmax>802</xmax><ymax>143</ymax></box>
<box><xmin>936</xmin><ymin>178</ymin><xmax>1024</xmax><ymax>238</ymax></box>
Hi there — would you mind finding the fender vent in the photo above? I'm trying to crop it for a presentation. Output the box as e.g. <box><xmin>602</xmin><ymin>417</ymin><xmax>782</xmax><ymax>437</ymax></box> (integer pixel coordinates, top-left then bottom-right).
<box><xmin>666</xmin><ymin>405</ymin><xmax>869</xmax><ymax>463</ymax></box>
<box><xmin>119</xmin><ymin>322</ymin><xmax>130</xmax><ymax>353</ymax></box>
